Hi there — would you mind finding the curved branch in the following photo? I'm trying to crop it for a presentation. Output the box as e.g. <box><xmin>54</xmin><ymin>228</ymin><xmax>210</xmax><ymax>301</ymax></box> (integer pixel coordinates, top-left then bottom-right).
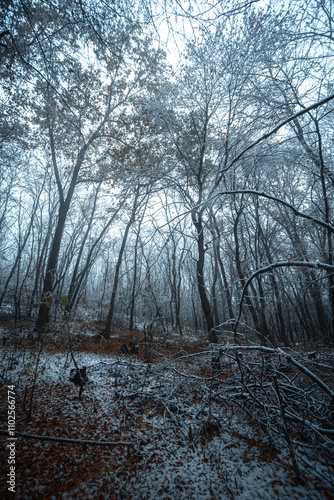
<box><xmin>214</xmin><ymin>189</ymin><xmax>334</xmax><ymax>233</ymax></box>
<box><xmin>235</xmin><ymin>261</ymin><xmax>334</xmax><ymax>334</ymax></box>
<box><xmin>219</xmin><ymin>92</ymin><xmax>334</xmax><ymax>175</ymax></box>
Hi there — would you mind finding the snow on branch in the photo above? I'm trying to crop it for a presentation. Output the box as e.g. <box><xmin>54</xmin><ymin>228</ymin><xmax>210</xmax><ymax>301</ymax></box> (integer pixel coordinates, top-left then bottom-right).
<box><xmin>276</xmin><ymin>348</ymin><xmax>334</xmax><ymax>400</ymax></box>
<box><xmin>222</xmin><ymin>92</ymin><xmax>334</xmax><ymax>174</ymax></box>
<box><xmin>213</xmin><ymin>190</ymin><xmax>334</xmax><ymax>234</ymax></box>
<box><xmin>235</xmin><ymin>260</ymin><xmax>334</xmax><ymax>335</ymax></box>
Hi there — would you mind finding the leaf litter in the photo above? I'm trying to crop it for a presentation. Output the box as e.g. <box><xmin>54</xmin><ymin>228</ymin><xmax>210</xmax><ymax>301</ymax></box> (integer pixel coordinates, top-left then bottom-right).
<box><xmin>0</xmin><ymin>326</ymin><xmax>333</xmax><ymax>499</ymax></box>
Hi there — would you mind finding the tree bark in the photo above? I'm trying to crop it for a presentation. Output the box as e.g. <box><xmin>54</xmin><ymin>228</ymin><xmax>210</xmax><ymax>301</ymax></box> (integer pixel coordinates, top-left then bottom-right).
<box><xmin>35</xmin><ymin>108</ymin><xmax>103</xmax><ymax>331</ymax></box>
<box><xmin>192</xmin><ymin>210</ymin><xmax>217</xmax><ymax>343</ymax></box>
<box><xmin>233</xmin><ymin>203</ymin><xmax>270</xmax><ymax>344</ymax></box>
<box><xmin>104</xmin><ymin>187</ymin><xmax>140</xmax><ymax>339</ymax></box>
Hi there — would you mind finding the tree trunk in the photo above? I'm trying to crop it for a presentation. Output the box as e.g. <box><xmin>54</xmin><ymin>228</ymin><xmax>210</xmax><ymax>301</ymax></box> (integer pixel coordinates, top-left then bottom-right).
<box><xmin>192</xmin><ymin>211</ymin><xmax>217</xmax><ymax>343</ymax></box>
<box><xmin>210</xmin><ymin>213</ymin><xmax>234</xmax><ymax>320</ymax></box>
<box><xmin>233</xmin><ymin>204</ymin><xmax>270</xmax><ymax>344</ymax></box>
<box><xmin>35</xmin><ymin>104</ymin><xmax>106</xmax><ymax>332</ymax></box>
<box><xmin>316</xmin><ymin>120</ymin><xmax>334</xmax><ymax>347</ymax></box>
<box><xmin>66</xmin><ymin>183</ymin><xmax>101</xmax><ymax>313</ymax></box>
<box><xmin>104</xmin><ymin>187</ymin><xmax>140</xmax><ymax>339</ymax></box>
<box><xmin>35</xmin><ymin>204</ymin><xmax>68</xmax><ymax>331</ymax></box>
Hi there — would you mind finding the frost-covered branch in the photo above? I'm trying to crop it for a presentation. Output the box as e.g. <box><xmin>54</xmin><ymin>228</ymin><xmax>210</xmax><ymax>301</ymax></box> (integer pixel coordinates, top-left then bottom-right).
<box><xmin>213</xmin><ymin>190</ymin><xmax>334</xmax><ymax>234</ymax></box>
<box><xmin>221</xmin><ymin>92</ymin><xmax>334</xmax><ymax>175</ymax></box>
<box><xmin>235</xmin><ymin>261</ymin><xmax>334</xmax><ymax>334</ymax></box>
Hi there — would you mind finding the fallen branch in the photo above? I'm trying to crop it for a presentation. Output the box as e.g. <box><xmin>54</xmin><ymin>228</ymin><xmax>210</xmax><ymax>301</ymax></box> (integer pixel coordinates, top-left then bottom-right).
<box><xmin>0</xmin><ymin>429</ymin><xmax>133</xmax><ymax>447</ymax></box>
<box><xmin>277</xmin><ymin>348</ymin><xmax>334</xmax><ymax>401</ymax></box>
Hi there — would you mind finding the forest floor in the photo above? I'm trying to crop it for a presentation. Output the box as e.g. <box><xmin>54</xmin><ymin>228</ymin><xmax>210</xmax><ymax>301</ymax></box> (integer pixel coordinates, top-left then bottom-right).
<box><xmin>0</xmin><ymin>320</ymin><xmax>333</xmax><ymax>499</ymax></box>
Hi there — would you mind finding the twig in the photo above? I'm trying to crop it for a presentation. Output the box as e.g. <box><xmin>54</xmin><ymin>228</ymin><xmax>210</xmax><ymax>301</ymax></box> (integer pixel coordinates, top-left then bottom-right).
<box><xmin>273</xmin><ymin>376</ymin><xmax>300</xmax><ymax>477</ymax></box>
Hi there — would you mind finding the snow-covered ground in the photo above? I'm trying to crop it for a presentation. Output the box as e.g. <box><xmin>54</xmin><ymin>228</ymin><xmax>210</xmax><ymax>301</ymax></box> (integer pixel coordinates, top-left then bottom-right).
<box><xmin>0</xmin><ymin>328</ymin><xmax>333</xmax><ymax>499</ymax></box>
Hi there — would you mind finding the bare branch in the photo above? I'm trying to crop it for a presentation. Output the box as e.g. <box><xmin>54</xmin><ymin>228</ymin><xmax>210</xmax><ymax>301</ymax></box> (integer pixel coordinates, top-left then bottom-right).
<box><xmin>221</xmin><ymin>92</ymin><xmax>334</xmax><ymax>174</ymax></box>
<box><xmin>213</xmin><ymin>189</ymin><xmax>334</xmax><ymax>233</ymax></box>
<box><xmin>0</xmin><ymin>429</ymin><xmax>133</xmax><ymax>447</ymax></box>
<box><xmin>235</xmin><ymin>261</ymin><xmax>334</xmax><ymax>334</ymax></box>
